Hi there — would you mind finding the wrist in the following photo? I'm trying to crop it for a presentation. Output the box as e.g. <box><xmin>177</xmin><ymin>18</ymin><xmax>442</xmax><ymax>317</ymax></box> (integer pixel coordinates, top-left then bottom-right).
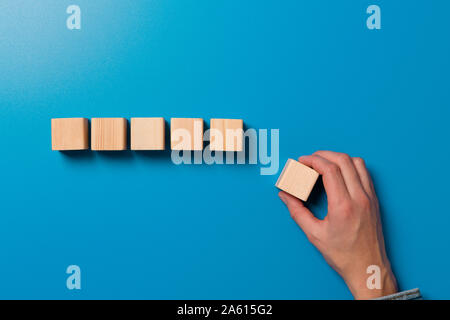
<box><xmin>344</xmin><ymin>263</ymin><xmax>398</xmax><ymax>300</ymax></box>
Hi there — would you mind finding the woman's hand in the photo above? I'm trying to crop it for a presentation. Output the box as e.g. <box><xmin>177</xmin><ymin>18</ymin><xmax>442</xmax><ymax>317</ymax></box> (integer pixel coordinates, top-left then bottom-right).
<box><xmin>279</xmin><ymin>151</ymin><xmax>397</xmax><ymax>299</ymax></box>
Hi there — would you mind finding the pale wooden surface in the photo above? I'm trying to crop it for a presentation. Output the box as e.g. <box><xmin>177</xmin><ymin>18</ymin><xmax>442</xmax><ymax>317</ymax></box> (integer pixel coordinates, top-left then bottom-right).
<box><xmin>51</xmin><ymin>118</ymin><xmax>89</xmax><ymax>151</ymax></box>
<box><xmin>130</xmin><ymin>117</ymin><xmax>165</xmax><ymax>150</ymax></box>
<box><xmin>275</xmin><ymin>159</ymin><xmax>319</xmax><ymax>201</ymax></box>
<box><xmin>91</xmin><ymin>118</ymin><xmax>127</xmax><ymax>151</ymax></box>
<box><xmin>210</xmin><ymin>119</ymin><xmax>244</xmax><ymax>152</ymax></box>
<box><xmin>170</xmin><ymin>118</ymin><xmax>204</xmax><ymax>150</ymax></box>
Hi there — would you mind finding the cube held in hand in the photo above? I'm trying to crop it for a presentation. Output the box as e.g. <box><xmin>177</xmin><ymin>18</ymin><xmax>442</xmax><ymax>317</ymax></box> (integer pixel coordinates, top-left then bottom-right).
<box><xmin>276</xmin><ymin>159</ymin><xmax>319</xmax><ymax>201</ymax></box>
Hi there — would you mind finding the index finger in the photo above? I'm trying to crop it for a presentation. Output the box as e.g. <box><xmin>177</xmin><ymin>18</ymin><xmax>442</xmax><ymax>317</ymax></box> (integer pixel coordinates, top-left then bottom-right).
<box><xmin>313</xmin><ymin>150</ymin><xmax>364</xmax><ymax>198</ymax></box>
<box><xmin>298</xmin><ymin>154</ymin><xmax>350</xmax><ymax>205</ymax></box>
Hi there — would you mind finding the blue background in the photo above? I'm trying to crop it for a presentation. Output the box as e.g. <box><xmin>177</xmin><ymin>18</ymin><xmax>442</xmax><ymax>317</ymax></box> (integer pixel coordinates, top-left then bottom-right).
<box><xmin>0</xmin><ymin>0</ymin><xmax>449</xmax><ymax>299</ymax></box>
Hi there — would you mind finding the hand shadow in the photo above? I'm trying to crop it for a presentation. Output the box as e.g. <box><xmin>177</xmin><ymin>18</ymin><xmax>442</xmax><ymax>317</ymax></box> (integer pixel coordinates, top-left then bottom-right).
<box><xmin>304</xmin><ymin>176</ymin><xmax>328</xmax><ymax>220</ymax></box>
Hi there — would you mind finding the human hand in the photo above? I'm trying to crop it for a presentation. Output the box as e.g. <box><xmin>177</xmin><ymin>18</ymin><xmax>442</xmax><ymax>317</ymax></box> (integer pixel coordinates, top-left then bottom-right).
<box><xmin>278</xmin><ymin>151</ymin><xmax>398</xmax><ymax>299</ymax></box>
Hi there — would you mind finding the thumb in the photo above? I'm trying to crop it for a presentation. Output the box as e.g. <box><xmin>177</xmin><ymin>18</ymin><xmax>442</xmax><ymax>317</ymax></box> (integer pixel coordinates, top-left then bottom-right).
<box><xmin>278</xmin><ymin>191</ymin><xmax>321</xmax><ymax>237</ymax></box>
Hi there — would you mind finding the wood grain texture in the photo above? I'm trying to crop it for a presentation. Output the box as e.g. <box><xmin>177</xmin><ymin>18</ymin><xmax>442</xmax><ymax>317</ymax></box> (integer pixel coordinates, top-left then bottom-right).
<box><xmin>210</xmin><ymin>119</ymin><xmax>243</xmax><ymax>152</ymax></box>
<box><xmin>170</xmin><ymin>118</ymin><xmax>203</xmax><ymax>150</ymax></box>
<box><xmin>130</xmin><ymin>117</ymin><xmax>165</xmax><ymax>150</ymax></box>
<box><xmin>275</xmin><ymin>159</ymin><xmax>319</xmax><ymax>201</ymax></box>
<box><xmin>51</xmin><ymin>118</ymin><xmax>89</xmax><ymax>151</ymax></box>
<box><xmin>91</xmin><ymin>118</ymin><xmax>127</xmax><ymax>151</ymax></box>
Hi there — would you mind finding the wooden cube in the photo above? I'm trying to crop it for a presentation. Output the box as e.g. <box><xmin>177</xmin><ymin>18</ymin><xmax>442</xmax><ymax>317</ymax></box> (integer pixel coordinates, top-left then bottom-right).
<box><xmin>91</xmin><ymin>118</ymin><xmax>127</xmax><ymax>151</ymax></box>
<box><xmin>275</xmin><ymin>159</ymin><xmax>319</xmax><ymax>201</ymax></box>
<box><xmin>170</xmin><ymin>118</ymin><xmax>204</xmax><ymax>150</ymax></box>
<box><xmin>51</xmin><ymin>118</ymin><xmax>89</xmax><ymax>151</ymax></box>
<box><xmin>131</xmin><ymin>117</ymin><xmax>165</xmax><ymax>150</ymax></box>
<box><xmin>210</xmin><ymin>119</ymin><xmax>243</xmax><ymax>152</ymax></box>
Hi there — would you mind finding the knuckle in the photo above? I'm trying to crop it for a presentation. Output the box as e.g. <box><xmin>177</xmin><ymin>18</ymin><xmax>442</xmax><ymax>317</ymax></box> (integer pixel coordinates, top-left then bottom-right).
<box><xmin>359</xmin><ymin>194</ymin><xmax>372</xmax><ymax>210</ymax></box>
<box><xmin>353</xmin><ymin>157</ymin><xmax>366</xmax><ymax>167</ymax></box>
<box><xmin>306</xmin><ymin>231</ymin><xmax>319</xmax><ymax>244</ymax></box>
<box><xmin>338</xmin><ymin>200</ymin><xmax>353</xmax><ymax>215</ymax></box>
<box><xmin>325</xmin><ymin>163</ymin><xmax>339</xmax><ymax>175</ymax></box>
<box><xmin>310</xmin><ymin>228</ymin><xmax>322</xmax><ymax>242</ymax></box>
<box><xmin>311</xmin><ymin>155</ymin><xmax>321</xmax><ymax>166</ymax></box>
<box><xmin>289</xmin><ymin>207</ymin><xmax>303</xmax><ymax>221</ymax></box>
<box><xmin>289</xmin><ymin>209</ymin><xmax>297</xmax><ymax>220</ymax></box>
<box><xmin>338</xmin><ymin>153</ymin><xmax>352</xmax><ymax>164</ymax></box>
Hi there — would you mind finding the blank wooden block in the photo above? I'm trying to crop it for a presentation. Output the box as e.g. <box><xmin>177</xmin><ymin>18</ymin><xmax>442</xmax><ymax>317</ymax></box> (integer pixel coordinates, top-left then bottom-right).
<box><xmin>51</xmin><ymin>118</ymin><xmax>89</xmax><ymax>151</ymax></box>
<box><xmin>210</xmin><ymin>119</ymin><xmax>243</xmax><ymax>152</ymax></box>
<box><xmin>170</xmin><ymin>118</ymin><xmax>204</xmax><ymax>150</ymax></box>
<box><xmin>131</xmin><ymin>118</ymin><xmax>165</xmax><ymax>150</ymax></box>
<box><xmin>275</xmin><ymin>159</ymin><xmax>319</xmax><ymax>201</ymax></box>
<box><xmin>91</xmin><ymin>118</ymin><xmax>127</xmax><ymax>151</ymax></box>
